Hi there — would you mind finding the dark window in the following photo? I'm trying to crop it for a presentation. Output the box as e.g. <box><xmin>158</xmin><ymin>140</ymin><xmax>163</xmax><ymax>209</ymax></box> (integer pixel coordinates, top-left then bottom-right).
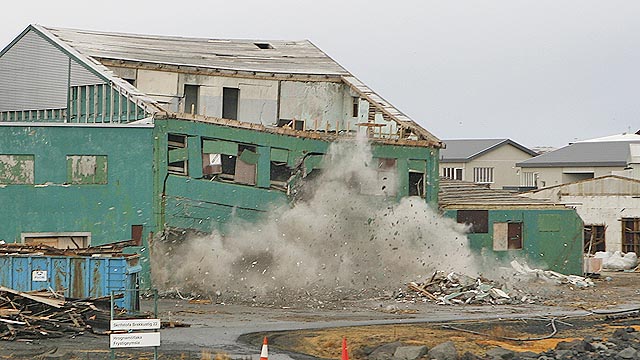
<box><xmin>184</xmin><ymin>85</ymin><xmax>199</xmax><ymax>114</ymax></box>
<box><xmin>457</xmin><ymin>210</ymin><xmax>489</xmax><ymax>233</ymax></box>
<box><xmin>584</xmin><ymin>225</ymin><xmax>606</xmax><ymax>254</ymax></box>
<box><xmin>254</xmin><ymin>43</ymin><xmax>273</xmax><ymax>49</ymax></box>
<box><xmin>352</xmin><ymin>97</ymin><xmax>359</xmax><ymax>117</ymax></box>
<box><xmin>277</xmin><ymin>119</ymin><xmax>304</xmax><ymax>130</ymax></box>
<box><xmin>223</xmin><ymin>87</ymin><xmax>239</xmax><ymax>120</ymax></box>
<box><xmin>622</xmin><ymin>218</ymin><xmax>640</xmax><ymax>254</ymax></box>
<box><xmin>131</xmin><ymin>225</ymin><xmax>143</xmax><ymax>246</ymax></box>
<box><xmin>124</xmin><ymin>78</ymin><xmax>136</xmax><ymax>86</ymax></box>
<box><xmin>409</xmin><ymin>172</ymin><xmax>424</xmax><ymax>197</ymax></box>
<box><xmin>508</xmin><ymin>222</ymin><xmax>523</xmax><ymax>250</ymax></box>
<box><xmin>167</xmin><ymin>134</ymin><xmax>188</xmax><ymax>175</ymax></box>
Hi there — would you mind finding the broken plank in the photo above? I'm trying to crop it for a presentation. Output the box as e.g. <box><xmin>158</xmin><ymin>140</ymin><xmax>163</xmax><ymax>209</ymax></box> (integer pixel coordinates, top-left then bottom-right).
<box><xmin>0</xmin><ymin>286</ymin><xmax>64</xmax><ymax>308</ymax></box>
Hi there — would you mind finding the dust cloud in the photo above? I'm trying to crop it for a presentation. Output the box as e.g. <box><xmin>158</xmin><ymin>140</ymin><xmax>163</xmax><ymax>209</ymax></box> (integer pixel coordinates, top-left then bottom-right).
<box><xmin>152</xmin><ymin>133</ymin><xmax>479</xmax><ymax>303</ymax></box>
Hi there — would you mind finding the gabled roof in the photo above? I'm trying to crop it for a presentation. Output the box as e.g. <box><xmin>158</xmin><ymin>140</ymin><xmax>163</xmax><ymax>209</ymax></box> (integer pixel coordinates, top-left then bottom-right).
<box><xmin>438</xmin><ymin>178</ymin><xmax>564</xmax><ymax>209</ymax></box>
<box><xmin>43</xmin><ymin>26</ymin><xmax>349</xmax><ymax>76</ymax></box>
<box><xmin>2</xmin><ymin>25</ymin><xmax>441</xmax><ymax>146</ymax></box>
<box><xmin>440</xmin><ymin>139</ymin><xmax>537</xmax><ymax>162</ymax></box>
<box><xmin>517</xmin><ymin>134</ymin><xmax>640</xmax><ymax>168</ymax></box>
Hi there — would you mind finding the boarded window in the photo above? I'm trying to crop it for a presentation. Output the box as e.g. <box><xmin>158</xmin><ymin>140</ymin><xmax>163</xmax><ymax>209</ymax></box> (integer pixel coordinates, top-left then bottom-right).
<box><xmin>0</xmin><ymin>155</ymin><xmax>34</xmax><ymax>184</ymax></box>
<box><xmin>235</xmin><ymin>145</ymin><xmax>258</xmax><ymax>185</ymax></box>
<box><xmin>66</xmin><ymin>155</ymin><xmax>107</xmax><ymax>184</ymax></box>
<box><xmin>201</xmin><ymin>139</ymin><xmax>257</xmax><ymax>185</ymax></box>
<box><xmin>622</xmin><ymin>218</ymin><xmax>640</xmax><ymax>254</ymax></box>
<box><xmin>131</xmin><ymin>225</ymin><xmax>143</xmax><ymax>246</ymax></box>
<box><xmin>184</xmin><ymin>85</ymin><xmax>199</xmax><ymax>114</ymax></box>
<box><xmin>168</xmin><ymin>134</ymin><xmax>188</xmax><ymax>175</ymax></box>
<box><xmin>493</xmin><ymin>222</ymin><xmax>523</xmax><ymax>250</ymax></box>
<box><xmin>442</xmin><ymin>167</ymin><xmax>463</xmax><ymax>180</ymax></box>
<box><xmin>23</xmin><ymin>232</ymin><xmax>90</xmax><ymax>249</ymax></box>
<box><xmin>222</xmin><ymin>87</ymin><xmax>239</xmax><ymax>120</ymax></box>
<box><xmin>584</xmin><ymin>224</ymin><xmax>606</xmax><ymax>254</ymax></box>
<box><xmin>457</xmin><ymin>210</ymin><xmax>489</xmax><ymax>233</ymax></box>
<box><xmin>538</xmin><ymin>214</ymin><xmax>560</xmax><ymax>232</ymax></box>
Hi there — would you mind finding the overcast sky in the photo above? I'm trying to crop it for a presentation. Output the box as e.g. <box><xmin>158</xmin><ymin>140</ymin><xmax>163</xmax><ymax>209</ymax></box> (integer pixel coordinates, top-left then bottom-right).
<box><xmin>1</xmin><ymin>1</ymin><xmax>637</xmax><ymax>148</ymax></box>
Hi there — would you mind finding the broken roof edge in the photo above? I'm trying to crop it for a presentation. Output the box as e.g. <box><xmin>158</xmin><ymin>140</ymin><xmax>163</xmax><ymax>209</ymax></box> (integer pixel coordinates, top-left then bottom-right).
<box><xmin>439</xmin><ymin>203</ymin><xmax>568</xmax><ymax>210</ymax></box>
<box><xmin>30</xmin><ymin>24</ymin><xmax>165</xmax><ymax>116</ymax></box>
<box><xmin>96</xmin><ymin>57</ymin><xmax>346</xmax><ymax>80</ymax></box>
<box><xmin>341</xmin><ymin>76</ymin><xmax>443</xmax><ymax>148</ymax></box>
<box><xmin>159</xmin><ymin>112</ymin><xmax>441</xmax><ymax>147</ymax></box>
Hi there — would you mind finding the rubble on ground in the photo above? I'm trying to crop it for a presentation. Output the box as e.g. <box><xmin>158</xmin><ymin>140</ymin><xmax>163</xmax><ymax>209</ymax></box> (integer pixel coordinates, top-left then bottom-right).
<box><xmin>401</xmin><ymin>271</ymin><xmax>535</xmax><ymax>306</ymax></box>
<box><xmin>510</xmin><ymin>260</ymin><xmax>595</xmax><ymax>287</ymax></box>
<box><xmin>402</xmin><ymin>261</ymin><xmax>594</xmax><ymax>306</ymax></box>
<box><xmin>0</xmin><ymin>286</ymin><xmax>115</xmax><ymax>341</ymax></box>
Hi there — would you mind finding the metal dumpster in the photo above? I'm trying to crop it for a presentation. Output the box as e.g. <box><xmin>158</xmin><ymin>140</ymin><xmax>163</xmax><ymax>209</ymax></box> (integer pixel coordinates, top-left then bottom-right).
<box><xmin>0</xmin><ymin>255</ymin><xmax>140</xmax><ymax>311</ymax></box>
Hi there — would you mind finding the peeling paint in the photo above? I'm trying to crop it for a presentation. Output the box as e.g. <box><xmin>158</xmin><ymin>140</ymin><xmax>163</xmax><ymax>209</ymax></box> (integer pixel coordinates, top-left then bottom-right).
<box><xmin>0</xmin><ymin>155</ymin><xmax>34</xmax><ymax>184</ymax></box>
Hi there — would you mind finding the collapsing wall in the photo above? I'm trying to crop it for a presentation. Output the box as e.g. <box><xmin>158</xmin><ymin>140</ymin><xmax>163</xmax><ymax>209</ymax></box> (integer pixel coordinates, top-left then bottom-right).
<box><xmin>152</xmin><ymin>134</ymin><xmax>477</xmax><ymax>302</ymax></box>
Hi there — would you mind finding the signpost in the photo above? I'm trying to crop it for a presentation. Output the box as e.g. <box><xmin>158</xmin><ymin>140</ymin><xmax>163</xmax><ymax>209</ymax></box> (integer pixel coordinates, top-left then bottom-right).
<box><xmin>110</xmin><ymin>289</ymin><xmax>160</xmax><ymax>360</ymax></box>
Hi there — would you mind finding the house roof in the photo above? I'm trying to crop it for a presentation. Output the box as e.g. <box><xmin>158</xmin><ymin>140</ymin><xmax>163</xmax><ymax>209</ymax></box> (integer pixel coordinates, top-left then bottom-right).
<box><xmin>438</xmin><ymin>178</ymin><xmax>564</xmax><ymax>209</ymax></box>
<box><xmin>517</xmin><ymin>135</ymin><xmax>640</xmax><ymax>168</ymax></box>
<box><xmin>525</xmin><ymin>174</ymin><xmax>640</xmax><ymax>196</ymax></box>
<box><xmin>44</xmin><ymin>26</ymin><xmax>349</xmax><ymax>76</ymax></box>
<box><xmin>440</xmin><ymin>139</ymin><xmax>537</xmax><ymax>162</ymax></box>
<box><xmin>3</xmin><ymin>25</ymin><xmax>441</xmax><ymax>146</ymax></box>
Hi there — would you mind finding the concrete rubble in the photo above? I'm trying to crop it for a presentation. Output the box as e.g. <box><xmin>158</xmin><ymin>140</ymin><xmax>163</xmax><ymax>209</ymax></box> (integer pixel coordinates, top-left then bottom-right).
<box><xmin>403</xmin><ymin>261</ymin><xmax>595</xmax><ymax>306</ymax></box>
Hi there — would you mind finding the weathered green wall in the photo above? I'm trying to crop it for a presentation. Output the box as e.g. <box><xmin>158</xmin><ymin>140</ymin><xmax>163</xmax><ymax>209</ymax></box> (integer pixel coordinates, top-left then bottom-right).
<box><xmin>0</xmin><ymin>125</ymin><xmax>155</xmax><ymax>286</ymax></box>
<box><xmin>443</xmin><ymin>208</ymin><xmax>584</xmax><ymax>275</ymax></box>
<box><xmin>154</xmin><ymin>119</ymin><xmax>440</xmax><ymax>234</ymax></box>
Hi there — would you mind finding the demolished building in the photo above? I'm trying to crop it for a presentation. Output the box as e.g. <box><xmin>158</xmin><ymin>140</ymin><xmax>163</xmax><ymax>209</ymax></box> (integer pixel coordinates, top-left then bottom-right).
<box><xmin>0</xmin><ymin>25</ymin><xmax>443</xmax><ymax>286</ymax></box>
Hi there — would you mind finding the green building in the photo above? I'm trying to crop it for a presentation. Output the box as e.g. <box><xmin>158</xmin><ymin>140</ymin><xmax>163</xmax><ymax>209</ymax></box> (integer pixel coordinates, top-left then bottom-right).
<box><xmin>0</xmin><ymin>25</ymin><xmax>443</xmax><ymax>286</ymax></box>
<box><xmin>439</xmin><ymin>179</ymin><xmax>584</xmax><ymax>275</ymax></box>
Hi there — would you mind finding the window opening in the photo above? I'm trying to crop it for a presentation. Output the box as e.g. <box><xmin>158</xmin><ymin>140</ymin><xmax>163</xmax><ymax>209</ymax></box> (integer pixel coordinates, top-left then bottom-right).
<box><xmin>277</xmin><ymin>119</ymin><xmax>305</xmax><ymax>130</ymax></box>
<box><xmin>167</xmin><ymin>134</ymin><xmax>188</xmax><ymax>175</ymax></box>
<box><xmin>584</xmin><ymin>224</ymin><xmax>606</xmax><ymax>254</ymax></box>
<box><xmin>442</xmin><ymin>167</ymin><xmax>463</xmax><ymax>180</ymax></box>
<box><xmin>408</xmin><ymin>172</ymin><xmax>424</xmax><ymax>197</ymax></box>
<box><xmin>622</xmin><ymin>218</ymin><xmax>640</xmax><ymax>254</ymax></box>
<box><xmin>223</xmin><ymin>87</ymin><xmax>239</xmax><ymax>120</ymax></box>
<box><xmin>254</xmin><ymin>43</ymin><xmax>273</xmax><ymax>49</ymax></box>
<box><xmin>352</xmin><ymin>97</ymin><xmax>359</xmax><ymax>117</ymax></box>
<box><xmin>184</xmin><ymin>85</ymin><xmax>199</xmax><ymax>114</ymax></box>
<box><xmin>473</xmin><ymin>167</ymin><xmax>494</xmax><ymax>183</ymax></box>
<box><xmin>457</xmin><ymin>210</ymin><xmax>489</xmax><ymax>233</ymax></box>
<box><xmin>493</xmin><ymin>222</ymin><xmax>523</xmax><ymax>250</ymax></box>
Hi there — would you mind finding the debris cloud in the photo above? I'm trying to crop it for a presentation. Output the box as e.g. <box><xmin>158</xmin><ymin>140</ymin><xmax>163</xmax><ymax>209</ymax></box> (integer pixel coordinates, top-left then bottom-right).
<box><xmin>152</xmin><ymin>134</ymin><xmax>478</xmax><ymax>303</ymax></box>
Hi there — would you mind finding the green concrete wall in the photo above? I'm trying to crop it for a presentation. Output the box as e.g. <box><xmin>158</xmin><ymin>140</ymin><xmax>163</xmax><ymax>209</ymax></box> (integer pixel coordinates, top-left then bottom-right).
<box><xmin>443</xmin><ymin>208</ymin><xmax>584</xmax><ymax>275</ymax></box>
<box><xmin>0</xmin><ymin>125</ymin><xmax>155</xmax><ymax>287</ymax></box>
<box><xmin>154</xmin><ymin>119</ymin><xmax>440</xmax><ymax>234</ymax></box>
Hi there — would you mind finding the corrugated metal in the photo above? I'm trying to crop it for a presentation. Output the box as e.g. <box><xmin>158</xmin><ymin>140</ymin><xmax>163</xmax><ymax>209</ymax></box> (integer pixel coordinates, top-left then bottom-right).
<box><xmin>0</xmin><ymin>255</ymin><xmax>140</xmax><ymax>310</ymax></box>
<box><xmin>0</xmin><ymin>30</ymin><xmax>67</xmax><ymax>111</ymax></box>
<box><xmin>0</xmin><ymin>29</ymin><xmax>102</xmax><ymax>112</ymax></box>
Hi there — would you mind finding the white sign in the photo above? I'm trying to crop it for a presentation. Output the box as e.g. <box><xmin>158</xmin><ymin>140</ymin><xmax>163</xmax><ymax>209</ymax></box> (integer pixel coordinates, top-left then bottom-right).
<box><xmin>110</xmin><ymin>332</ymin><xmax>160</xmax><ymax>348</ymax></box>
<box><xmin>110</xmin><ymin>319</ymin><xmax>161</xmax><ymax>331</ymax></box>
<box><xmin>32</xmin><ymin>270</ymin><xmax>47</xmax><ymax>282</ymax></box>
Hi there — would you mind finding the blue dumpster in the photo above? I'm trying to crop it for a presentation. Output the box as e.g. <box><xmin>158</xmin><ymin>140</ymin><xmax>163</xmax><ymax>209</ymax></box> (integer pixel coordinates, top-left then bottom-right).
<box><xmin>0</xmin><ymin>255</ymin><xmax>140</xmax><ymax>311</ymax></box>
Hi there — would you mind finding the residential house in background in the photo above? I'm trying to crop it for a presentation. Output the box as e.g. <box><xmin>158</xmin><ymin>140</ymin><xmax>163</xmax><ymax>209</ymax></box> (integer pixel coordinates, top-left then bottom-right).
<box><xmin>0</xmin><ymin>25</ymin><xmax>443</xmax><ymax>285</ymax></box>
<box><xmin>523</xmin><ymin>175</ymin><xmax>640</xmax><ymax>255</ymax></box>
<box><xmin>516</xmin><ymin>133</ymin><xmax>640</xmax><ymax>189</ymax></box>
<box><xmin>439</xmin><ymin>178</ymin><xmax>583</xmax><ymax>275</ymax></box>
<box><xmin>439</xmin><ymin>139</ymin><xmax>538</xmax><ymax>190</ymax></box>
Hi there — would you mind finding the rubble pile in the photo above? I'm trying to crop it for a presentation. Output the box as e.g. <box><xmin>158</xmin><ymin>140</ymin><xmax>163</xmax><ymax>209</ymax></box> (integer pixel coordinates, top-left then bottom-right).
<box><xmin>403</xmin><ymin>271</ymin><xmax>533</xmax><ymax>305</ymax></box>
<box><xmin>0</xmin><ymin>286</ymin><xmax>113</xmax><ymax>340</ymax></box>
<box><xmin>510</xmin><ymin>260</ymin><xmax>595</xmax><ymax>287</ymax></box>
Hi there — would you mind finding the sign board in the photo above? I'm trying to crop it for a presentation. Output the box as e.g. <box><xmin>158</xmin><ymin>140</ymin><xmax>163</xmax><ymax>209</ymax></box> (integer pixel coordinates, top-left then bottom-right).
<box><xmin>32</xmin><ymin>270</ymin><xmax>47</xmax><ymax>282</ymax></box>
<box><xmin>110</xmin><ymin>332</ymin><xmax>160</xmax><ymax>348</ymax></box>
<box><xmin>110</xmin><ymin>319</ymin><xmax>161</xmax><ymax>331</ymax></box>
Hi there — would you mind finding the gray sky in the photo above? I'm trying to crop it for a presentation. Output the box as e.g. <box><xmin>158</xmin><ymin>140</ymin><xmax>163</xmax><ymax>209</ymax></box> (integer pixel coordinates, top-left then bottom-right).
<box><xmin>1</xmin><ymin>0</ymin><xmax>638</xmax><ymax>148</ymax></box>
